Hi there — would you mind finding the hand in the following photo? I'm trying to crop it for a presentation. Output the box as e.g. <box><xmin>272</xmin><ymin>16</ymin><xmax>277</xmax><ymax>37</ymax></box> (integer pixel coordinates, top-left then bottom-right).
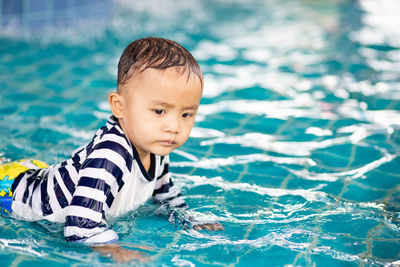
<box><xmin>166</xmin><ymin>208</ymin><xmax>225</xmax><ymax>231</ymax></box>
<box><xmin>193</xmin><ymin>222</ymin><xmax>224</xmax><ymax>231</ymax></box>
<box><xmin>92</xmin><ymin>244</ymin><xmax>150</xmax><ymax>263</ymax></box>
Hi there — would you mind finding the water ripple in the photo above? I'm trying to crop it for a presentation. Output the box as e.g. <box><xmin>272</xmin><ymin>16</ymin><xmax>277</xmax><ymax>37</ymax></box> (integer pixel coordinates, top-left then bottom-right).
<box><xmin>200</xmin><ymin>132</ymin><xmax>372</xmax><ymax>157</ymax></box>
<box><xmin>289</xmin><ymin>153</ymin><xmax>397</xmax><ymax>181</ymax></box>
<box><xmin>171</xmin><ymin>153</ymin><xmax>315</xmax><ymax>169</ymax></box>
<box><xmin>175</xmin><ymin>174</ymin><xmax>328</xmax><ymax>203</ymax></box>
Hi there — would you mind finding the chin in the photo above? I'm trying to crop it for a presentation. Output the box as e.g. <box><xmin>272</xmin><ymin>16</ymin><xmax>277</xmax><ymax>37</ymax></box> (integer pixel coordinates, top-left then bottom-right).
<box><xmin>154</xmin><ymin>152</ymin><xmax>170</xmax><ymax>156</ymax></box>
<box><xmin>152</xmin><ymin>148</ymin><xmax>175</xmax><ymax>156</ymax></box>
<box><xmin>151</xmin><ymin>143</ymin><xmax>181</xmax><ymax>156</ymax></box>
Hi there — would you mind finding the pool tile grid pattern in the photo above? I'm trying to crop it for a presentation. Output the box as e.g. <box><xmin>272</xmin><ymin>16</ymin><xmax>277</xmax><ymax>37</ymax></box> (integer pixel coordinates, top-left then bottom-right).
<box><xmin>1</xmin><ymin>0</ymin><xmax>400</xmax><ymax>265</ymax></box>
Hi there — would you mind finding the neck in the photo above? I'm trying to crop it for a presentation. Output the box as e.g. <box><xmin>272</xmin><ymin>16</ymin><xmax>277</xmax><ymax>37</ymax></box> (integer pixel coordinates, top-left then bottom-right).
<box><xmin>136</xmin><ymin>147</ymin><xmax>151</xmax><ymax>172</ymax></box>
<box><xmin>116</xmin><ymin>117</ymin><xmax>151</xmax><ymax>172</ymax></box>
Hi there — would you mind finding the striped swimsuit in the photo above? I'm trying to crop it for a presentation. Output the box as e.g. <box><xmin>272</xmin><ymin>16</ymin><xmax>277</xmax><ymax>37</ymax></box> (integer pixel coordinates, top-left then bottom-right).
<box><xmin>9</xmin><ymin>116</ymin><xmax>187</xmax><ymax>244</ymax></box>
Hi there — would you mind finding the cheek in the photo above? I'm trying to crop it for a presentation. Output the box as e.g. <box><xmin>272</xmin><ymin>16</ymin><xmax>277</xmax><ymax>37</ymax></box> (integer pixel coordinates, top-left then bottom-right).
<box><xmin>125</xmin><ymin>111</ymin><xmax>152</xmax><ymax>136</ymax></box>
<box><xmin>179</xmin><ymin>121</ymin><xmax>195</xmax><ymax>140</ymax></box>
<box><xmin>138</xmin><ymin>119</ymin><xmax>156</xmax><ymax>136</ymax></box>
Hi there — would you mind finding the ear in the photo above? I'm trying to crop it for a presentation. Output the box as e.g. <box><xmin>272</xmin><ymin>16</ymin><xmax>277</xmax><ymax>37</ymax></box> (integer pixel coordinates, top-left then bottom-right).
<box><xmin>108</xmin><ymin>92</ymin><xmax>124</xmax><ymax>118</ymax></box>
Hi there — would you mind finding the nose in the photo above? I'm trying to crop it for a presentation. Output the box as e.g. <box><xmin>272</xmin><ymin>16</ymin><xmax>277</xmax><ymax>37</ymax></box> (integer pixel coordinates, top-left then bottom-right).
<box><xmin>165</xmin><ymin>114</ymin><xmax>180</xmax><ymax>134</ymax></box>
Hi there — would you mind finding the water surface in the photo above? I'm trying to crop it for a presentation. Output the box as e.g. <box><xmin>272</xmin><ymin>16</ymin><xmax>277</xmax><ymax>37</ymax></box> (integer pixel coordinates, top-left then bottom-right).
<box><xmin>0</xmin><ymin>0</ymin><xmax>399</xmax><ymax>266</ymax></box>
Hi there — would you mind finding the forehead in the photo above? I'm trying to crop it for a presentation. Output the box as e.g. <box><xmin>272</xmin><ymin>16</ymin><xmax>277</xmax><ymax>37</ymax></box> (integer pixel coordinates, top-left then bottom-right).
<box><xmin>122</xmin><ymin>67</ymin><xmax>202</xmax><ymax>93</ymax></box>
<box><xmin>121</xmin><ymin>68</ymin><xmax>202</xmax><ymax>105</ymax></box>
<box><xmin>144</xmin><ymin>67</ymin><xmax>202</xmax><ymax>86</ymax></box>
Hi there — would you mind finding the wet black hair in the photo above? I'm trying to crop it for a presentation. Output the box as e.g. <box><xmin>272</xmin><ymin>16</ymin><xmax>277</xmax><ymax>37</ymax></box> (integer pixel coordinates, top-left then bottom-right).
<box><xmin>117</xmin><ymin>37</ymin><xmax>202</xmax><ymax>88</ymax></box>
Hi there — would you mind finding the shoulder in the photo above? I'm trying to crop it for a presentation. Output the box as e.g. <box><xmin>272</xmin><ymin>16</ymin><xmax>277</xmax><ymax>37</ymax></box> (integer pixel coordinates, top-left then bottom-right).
<box><xmin>154</xmin><ymin>154</ymin><xmax>170</xmax><ymax>180</ymax></box>
<box><xmin>156</xmin><ymin>154</ymin><xmax>169</xmax><ymax>169</ymax></box>
<box><xmin>94</xmin><ymin>118</ymin><xmax>131</xmax><ymax>154</ymax></box>
<box><xmin>160</xmin><ymin>155</ymin><xmax>169</xmax><ymax>165</ymax></box>
<box><xmin>87</xmin><ymin>117</ymin><xmax>134</xmax><ymax>168</ymax></box>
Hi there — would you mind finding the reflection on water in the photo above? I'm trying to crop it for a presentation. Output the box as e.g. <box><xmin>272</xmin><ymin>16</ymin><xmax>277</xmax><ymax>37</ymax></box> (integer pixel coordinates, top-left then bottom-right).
<box><xmin>0</xmin><ymin>0</ymin><xmax>399</xmax><ymax>266</ymax></box>
<box><xmin>0</xmin><ymin>0</ymin><xmax>112</xmax><ymax>39</ymax></box>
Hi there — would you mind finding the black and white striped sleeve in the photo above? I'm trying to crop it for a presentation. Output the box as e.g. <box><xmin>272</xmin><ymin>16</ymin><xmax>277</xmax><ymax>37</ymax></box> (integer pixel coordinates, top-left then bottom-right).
<box><xmin>64</xmin><ymin>138</ymin><xmax>131</xmax><ymax>244</ymax></box>
<box><xmin>152</xmin><ymin>156</ymin><xmax>187</xmax><ymax>209</ymax></box>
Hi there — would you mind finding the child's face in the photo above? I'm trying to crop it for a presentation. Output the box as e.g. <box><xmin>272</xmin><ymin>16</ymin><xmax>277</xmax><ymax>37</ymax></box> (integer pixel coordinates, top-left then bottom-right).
<box><xmin>112</xmin><ymin>68</ymin><xmax>202</xmax><ymax>160</ymax></box>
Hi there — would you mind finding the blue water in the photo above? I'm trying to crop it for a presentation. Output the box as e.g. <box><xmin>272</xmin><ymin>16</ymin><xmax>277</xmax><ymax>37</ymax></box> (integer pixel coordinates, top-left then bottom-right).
<box><xmin>1</xmin><ymin>0</ymin><xmax>400</xmax><ymax>266</ymax></box>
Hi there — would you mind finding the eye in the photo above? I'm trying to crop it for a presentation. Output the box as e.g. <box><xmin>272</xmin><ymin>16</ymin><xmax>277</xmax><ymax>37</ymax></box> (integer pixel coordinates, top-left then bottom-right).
<box><xmin>182</xmin><ymin>112</ymin><xmax>194</xmax><ymax>118</ymax></box>
<box><xmin>153</xmin><ymin>109</ymin><xmax>165</xmax><ymax>115</ymax></box>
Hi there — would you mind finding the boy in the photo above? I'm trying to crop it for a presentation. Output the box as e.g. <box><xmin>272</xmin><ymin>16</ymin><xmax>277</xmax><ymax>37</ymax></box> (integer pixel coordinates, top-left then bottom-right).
<box><xmin>0</xmin><ymin>37</ymin><xmax>221</xmax><ymax>261</ymax></box>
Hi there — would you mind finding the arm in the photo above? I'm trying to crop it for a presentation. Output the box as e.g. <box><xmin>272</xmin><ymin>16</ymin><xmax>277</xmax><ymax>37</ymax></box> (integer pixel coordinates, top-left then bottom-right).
<box><xmin>64</xmin><ymin>156</ymin><xmax>150</xmax><ymax>262</ymax></box>
<box><xmin>64</xmin><ymin>157</ymin><xmax>120</xmax><ymax>244</ymax></box>
<box><xmin>152</xmin><ymin>156</ymin><xmax>223</xmax><ymax>231</ymax></box>
<box><xmin>64</xmin><ymin>138</ymin><xmax>130</xmax><ymax>244</ymax></box>
<box><xmin>65</xmin><ymin>137</ymin><xmax>154</xmax><ymax>262</ymax></box>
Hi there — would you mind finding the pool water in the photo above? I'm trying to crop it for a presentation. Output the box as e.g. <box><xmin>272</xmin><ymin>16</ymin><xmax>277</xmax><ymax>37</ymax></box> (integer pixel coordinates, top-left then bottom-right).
<box><xmin>1</xmin><ymin>0</ymin><xmax>400</xmax><ymax>266</ymax></box>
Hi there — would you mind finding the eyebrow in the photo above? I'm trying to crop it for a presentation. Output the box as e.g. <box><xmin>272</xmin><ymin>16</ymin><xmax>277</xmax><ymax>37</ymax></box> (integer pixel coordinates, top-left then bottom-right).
<box><xmin>151</xmin><ymin>100</ymin><xmax>174</xmax><ymax>108</ymax></box>
<box><xmin>151</xmin><ymin>100</ymin><xmax>198</xmax><ymax>110</ymax></box>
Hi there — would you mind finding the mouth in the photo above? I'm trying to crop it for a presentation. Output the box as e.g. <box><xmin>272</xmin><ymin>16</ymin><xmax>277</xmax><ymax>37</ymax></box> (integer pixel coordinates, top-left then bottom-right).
<box><xmin>159</xmin><ymin>140</ymin><xmax>176</xmax><ymax>146</ymax></box>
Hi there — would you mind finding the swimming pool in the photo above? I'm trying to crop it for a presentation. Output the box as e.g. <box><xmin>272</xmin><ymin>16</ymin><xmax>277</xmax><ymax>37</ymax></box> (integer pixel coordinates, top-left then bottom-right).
<box><xmin>1</xmin><ymin>0</ymin><xmax>399</xmax><ymax>266</ymax></box>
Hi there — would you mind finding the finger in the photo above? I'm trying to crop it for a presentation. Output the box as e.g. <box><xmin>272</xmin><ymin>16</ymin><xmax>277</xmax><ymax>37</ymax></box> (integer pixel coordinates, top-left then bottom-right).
<box><xmin>203</xmin><ymin>224</ymin><xmax>212</xmax><ymax>231</ymax></box>
<box><xmin>214</xmin><ymin>223</ymin><xmax>225</xmax><ymax>231</ymax></box>
<box><xmin>125</xmin><ymin>244</ymin><xmax>154</xmax><ymax>251</ymax></box>
<box><xmin>125</xmin><ymin>251</ymin><xmax>151</xmax><ymax>263</ymax></box>
<box><xmin>137</xmin><ymin>255</ymin><xmax>151</xmax><ymax>263</ymax></box>
<box><xmin>193</xmin><ymin>225</ymin><xmax>201</xmax><ymax>230</ymax></box>
<box><xmin>202</xmin><ymin>223</ymin><xmax>223</xmax><ymax>231</ymax></box>
<box><xmin>210</xmin><ymin>224</ymin><xmax>219</xmax><ymax>231</ymax></box>
<box><xmin>192</xmin><ymin>223</ymin><xmax>221</xmax><ymax>231</ymax></box>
